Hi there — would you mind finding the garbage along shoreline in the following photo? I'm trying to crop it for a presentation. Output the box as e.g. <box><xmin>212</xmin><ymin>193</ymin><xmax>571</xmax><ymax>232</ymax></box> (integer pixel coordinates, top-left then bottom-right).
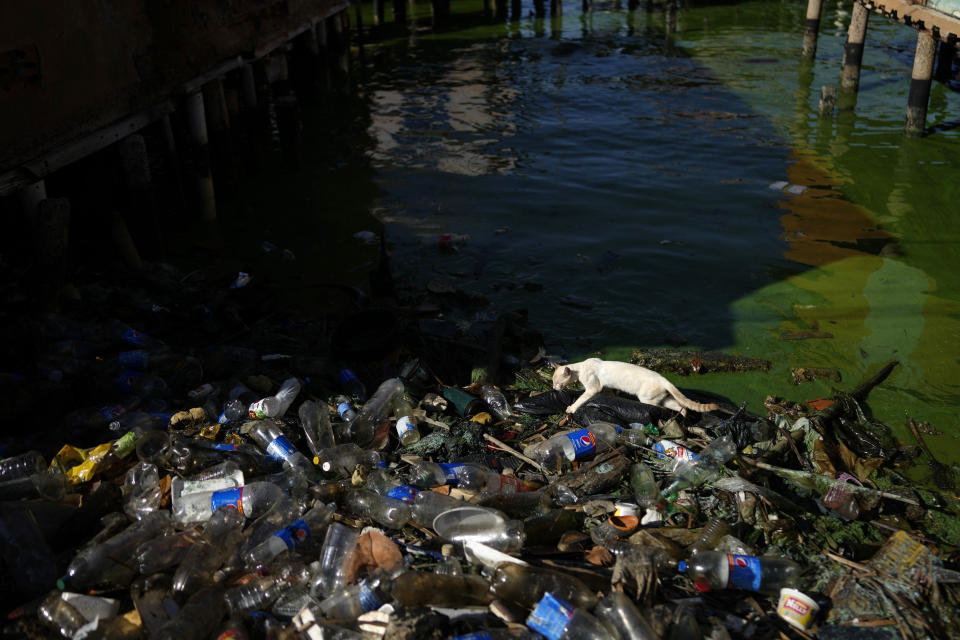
<box><xmin>2</xmin><ymin>255</ymin><xmax>960</xmax><ymax>640</ymax></box>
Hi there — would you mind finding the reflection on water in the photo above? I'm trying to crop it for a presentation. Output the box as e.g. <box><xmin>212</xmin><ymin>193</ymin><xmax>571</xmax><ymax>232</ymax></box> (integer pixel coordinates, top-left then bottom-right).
<box><xmin>335</xmin><ymin>0</ymin><xmax>960</xmax><ymax>459</ymax></box>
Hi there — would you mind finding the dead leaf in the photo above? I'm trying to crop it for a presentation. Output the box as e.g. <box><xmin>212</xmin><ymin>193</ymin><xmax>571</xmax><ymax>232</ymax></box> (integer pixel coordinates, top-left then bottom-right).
<box><xmin>585</xmin><ymin>545</ymin><xmax>614</xmax><ymax>566</ymax></box>
<box><xmin>343</xmin><ymin>531</ymin><xmax>404</xmax><ymax>584</ymax></box>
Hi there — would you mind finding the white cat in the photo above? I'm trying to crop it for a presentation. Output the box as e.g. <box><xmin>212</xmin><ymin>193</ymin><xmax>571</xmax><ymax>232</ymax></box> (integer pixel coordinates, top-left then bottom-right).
<box><xmin>552</xmin><ymin>357</ymin><xmax>720</xmax><ymax>416</ymax></box>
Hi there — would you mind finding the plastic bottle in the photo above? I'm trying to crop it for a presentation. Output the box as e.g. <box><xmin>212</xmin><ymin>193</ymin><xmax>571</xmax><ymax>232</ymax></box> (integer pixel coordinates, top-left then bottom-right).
<box><xmin>37</xmin><ymin>592</ymin><xmax>87</xmax><ymax>639</ymax></box>
<box><xmin>248</xmin><ymin>420</ymin><xmax>315</xmax><ymax>477</ymax></box>
<box><xmin>344</xmin><ymin>488</ymin><xmax>411</xmax><ymax>529</ymax></box>
<box><xmin>311</xmin><ymin>522</ymin><xmax>361</xmax><ymax>598</ymax></box>
<box><xmin>156</xmin><ymin>586</ymin><xmax>227</xmax><ymax>640</ymax></box>
<box><xmin>60</xmin><ymin>512</ymin><xmax>173</xmax><ymax>590</ymax></box>
<box><xmin>392</xmin><ymin>571</ymin><xmax>494</xmax><ymax>607</ymax></box>
<box><xmin>688</xmin><ymin>517</ymin><xmax>732</xmax><ymax>556</ymax></box>
<box><xmin>677</xmin><ymin>551</ymin><xmax>800</xmax><ymax>594</ymax></box>
<box><xmin>432</xmin><ymin>505</ymin><xmax>525</xmax><ymax>552</ymax></box>
<box><xmin>490</xmin><ymin>562</ymin><xmax>597</xmax><ymax>610</ymax></box>
<box><xmin>395</xmin><ymin>413</ymin><xmax>421</xmax><ymax>446</ymax></box>
<box><xmin>364</xmin><ymin>467</ymin><xmax>421</xmax><ymax>503</ymax></box>
<box><xmin>409</xmin><ymin>489</ymin><xmax>465</xmax><ymax>526</ymax></box>
<box><xmin>224</xmin><ymin>574</ymin><xmax>293</xmax><ymax>614</ymax></box>
<box><xmin>436</xmin><ymin>543</ymin><xmax>464</xmax><ymax>575</ymax></box>
<box><xmin>526</xmin><ymin>593</ymin><xmax>617</xmax><ymax>640</ymax></box>
<box><xmin>406</xmin><ymin>460</ymin><xmax>496</xmax><ymax>490</ymax></box>
<box><xmin>0</xmin><ymin>469</ymin><xmax>68</xmax><ymax>501</ymax></box>
<box><xmin>346</xmin><ymin>377</ymin><xmax>405</xmax><ymax>447</ymax></box>
<box><xmin>315</xmin><ymin>443</ymin><xmax>382</xmax><ymax>475</ymax></box>
<box><xmin>173</xmin><ymin>481</ymin><xmax>284</xmax><ymax>523</ymax></box>
<box><xmin>629</xmin><ymin>462</ymin><xmax>665</xmax><ymax>509</ymax></box>
<box><xmin>318</xmin><ymin>571</ymin><xmax>394</xmax><ymax>619</ymax></box>
<box><xmin>334</xmin><ymin>395</ymin><xmax>359</xmax><ymax>423</ymax></box>
<box><xmin>442</xmin><ymin>386</ymin><xmax>486</xmax><ymax>417</ymax></box>
<box><xmin>593</xmin><ymin>590</ymin><xmax>659</xmax><ymax>640</ymax></box>
<box><xmin>481</xmin><ymin>384</ymin><xmax>513</xmax><ymax>420</ymax></box>
<box><xmin>662</xmin><ymin>434</ymin><xmax>737</xmax><ymax>497</ymax></box>
<box><xmin>337</xmin><ymin>367</ymin><xmax>367</xmax><ymax>401</ymax></box>
<box><xmin>247</xmin><ymin>377</ymin><xmax>301</xmax><ymax>419</ymax></box>
<box><xmin>172</xmin><ymin>506</ymin><xmax>246</xmax><ymax>595</ymax></box>
<box><xmin>299</xmin><ymin>400</ymin><xmax>336</xmax><ymax>457</ymax></box>
<box><xmin>170</xmin><ymin>461</ymin><xmax>244</xmax><ymax>522</ymax></box>
<box><xmin>244</xmin><ymin>503</ymin><xmax>335</xmax><ymax>569</ymax></box>
<box><xmin>522</xmin><ymin>422</ymin><xmax>627</xmax><ymax>464</ymax></box>
<box><xmin>135</xmin><ymin>528</ymin><xmax>205</xmax><ymax>575</ymax></box>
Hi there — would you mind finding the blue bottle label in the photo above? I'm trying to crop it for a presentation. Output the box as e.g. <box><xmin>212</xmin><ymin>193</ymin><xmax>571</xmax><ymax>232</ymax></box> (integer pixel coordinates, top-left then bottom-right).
<box><xmin>98</xmin><ymin>404</ymin><xmax>127</xmax><ymax>420</ymax></box>
<box><xmin>453</xmin><ymin>634</ymin><xmax>493</xmax><ymax>640</ymax></box>
<box><xmin>265</xmin><ymin>436</ymin><xmax>297</xmax><ymax>462</ymax></box>
<box><xmin>526</xmin><ymin>592</ymin><xmax>573</xmax><ymax>640</ymax></box>
<box><xmin>211</xmin><ymin>486</ymin><xmax>245</xmax><ymax>514</ymax></box>
<box><xmin>218</xmin><ymin>412</ymin><xmax>229</xmax><ymax>424</ymax></box>
<box><xmin>121</xmin><ymin>328</ymin><xmax>151</xmax><ymax>347</ymax></box>
<box><xmin>386</xmin><ymin>485</ymin><xmax>418</xmax><ymax>503</ymax></box>
<box><xmin>437</xmin><ymin>463</ymin><xmax>463</xmax><ymax>484</ymax></box>
<box><xmin>357</xmin><ymin>582</ymin><xmax>383</xmax><ymax>612</ymax></box>
<box><xmin>337</xmin><ymin>369</ymin><xmax>360</xmax><ymax>385</ymax></box>
<box><xmin>118</xmin><ymin>349</ymin><xmax>148</xmax><ymax>369</ymax></box>
<box><xmin>274</xmin><ymin>519</ymin><xmax>310</xmax><ymax>549</ymax></box>
<box><xmin>115</xmin><ymin>370</ymin><xmax>144</xmax><ymax>394</ymax></box>
<box><xmin>726</xmin><ymin>554</ymin><xmax>763</xmax><ymax>591</ymax></box>
<box><xmin>337</xmin><ymin>402</ymin><xmax>354</xmax><ymax>418</ymax></box>
<box><xmin>565</xmin><ymin>429</ymin><xmax>597</xmax><ymax>459</ymax></box>
<box><xmin>209</xmin><ymin>443</ymin><xmax>239</xmax><ymax>451</ymax></box>
<box><xmin>653</xmin><ymin>439</ymin><xmax>699</xmax><ymax>464</ymax></box>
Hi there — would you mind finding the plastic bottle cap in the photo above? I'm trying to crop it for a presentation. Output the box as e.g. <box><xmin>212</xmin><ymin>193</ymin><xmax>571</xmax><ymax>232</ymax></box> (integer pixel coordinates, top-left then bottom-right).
<box><xmin>677</xmin><ymin>561</ymin><xmax>687</xmax><ymax>573</ymax></box>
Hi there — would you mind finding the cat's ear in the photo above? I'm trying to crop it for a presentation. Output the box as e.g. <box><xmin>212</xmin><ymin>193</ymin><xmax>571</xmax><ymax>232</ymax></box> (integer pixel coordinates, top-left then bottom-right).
<box><xmin>559</xmin><ymin>366</ymin><xmax>570</xmax><ymax>377</ymax></box>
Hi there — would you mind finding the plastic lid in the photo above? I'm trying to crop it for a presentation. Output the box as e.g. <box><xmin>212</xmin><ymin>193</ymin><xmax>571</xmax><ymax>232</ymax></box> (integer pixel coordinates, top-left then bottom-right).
<box><xmin>677</xmin><ymin>561</ymin><xmax>687</xmax><ymax>573</ymax></box>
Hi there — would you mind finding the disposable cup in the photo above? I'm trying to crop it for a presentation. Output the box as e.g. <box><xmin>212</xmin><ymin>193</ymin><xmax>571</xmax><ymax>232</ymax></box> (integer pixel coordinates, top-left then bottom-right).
<box><xmin>777</xmin><ymin>587</ymin><xmax>819</xmax><ymax>630</ymax></box>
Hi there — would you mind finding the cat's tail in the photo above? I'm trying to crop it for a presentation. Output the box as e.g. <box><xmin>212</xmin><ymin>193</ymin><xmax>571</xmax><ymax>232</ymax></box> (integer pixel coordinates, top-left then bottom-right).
<box><xmin>664</xmin><ymin>382</ymin><xmax>719</xmax><ymax>415</ymax></box>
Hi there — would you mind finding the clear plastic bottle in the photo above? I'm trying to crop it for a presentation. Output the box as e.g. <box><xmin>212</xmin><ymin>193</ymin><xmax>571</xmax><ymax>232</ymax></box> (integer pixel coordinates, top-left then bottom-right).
<box><xmin>170</xmin><ymin>461</ymin><xmax>244</xmax><ymax>522</ymax></box>
<box><xmin>526</xmin><ymin>593</ymin><xmax>617</xmax><ymax>640</ymax></box>
<box><xmin>688</xmin><ymin>517</ymin><xmax>731</xmax><ymax>556</ymax></box>
<box><xmin>364</xmin><ymin>467</ymin><xmax>421</xmax><ymax>503</ymax></box>
<box><xmin>406</xmin><ymin>460</ymin><xmax>496</xmax><ymax>490</ymax></box>
<box><xmin>38</xmin><ymin>592</ymin><xmax>87</xmax><ymax>638</ymax></box>
<box><xmin>247</xmin><ymin>377</ymin><xmax>301</xmax><ymax>419</ymax></box>
<box><xmin>593</xmin><ymin>590</ymin><xmax>658</xmax><ymax>640</ymax></box>
<box><xmin>0</xmin><ymin>450</ymin><xmax>45</xmax><ymax>482</ymax></box>
<box><xmin>244</xmin><ymin>503</ymin><xmax>335</xmax><ymax>568</ymax></box>
<box><xmin>435</xmin><ymin>543</ymin><xmax>464</xmax><ymax>575</ymax></box>
<box><xmin>248</xmin><ymin>420</ymin><xmax>315</xmax><ymax>477</ymax></box>
<box><xmin>224</xmin><ymin>574</ymin><xmax>292</xmax><ymax>614</ymax></box>
<box><xmin>173</xmin><ymin>481</ymin><xmax>283</xmax><ymax>523</ymax></box>
<box><xmin>299</xmin><ymin>400</ymin><xmax>336</xmax><ymax>457</ymax></box>
<box><xmin>334</xmin><ymin>395</ymin><xmax>359</xmax><ymax>423</ymax></box>
<box><xmin>395</xmin><ymin>414</ymin><xmax>421</xmax><ymax>446</ymax></box>
<box><xmin>677</xmin><ymin>551</ymin><xmax>800</xmax><ymax>594</ymax></box>
<box><xmin>172</xmin><ymin>506</ymin><xmax>246</xmax><ymax>595</ymax></box>
<box><xmin>344</xmin><ymin>488</ymin><xmax>411</xmax><ymax>529</ymax></box>
<box><xmin>662</xmin><ymin>434</ymin><xmax>736</xmax><ymax>497</ymax></box>
<box><xmin>522</xmin><ymin>422</ymin><xmax>626</xmax><ymax>464</ymax></box>
<box><xmin>156</xmin><ymin>586</ymin><xmax>227</xmax><ymax>640</ymax></box>
<box><xmin>310</xmin><ymin>522</ymin><xmax>361</xmax><ymax>598</ymax></box>
<box><xmin>491</xmin><ymin>562</ymin><xmax>597</xmax><ymax>610</ymax></box>
<box><xmin>60</xmin><ymin>512</ymin><xmax>173</xmax><ymax>590</ymax></box>
<box><xmin>432</xmin><ymin>505</ymin><xmax>525</xmax><ymax>553</ymax></box>
<box><xmin>346</xmin><ymin>377</ymin><xmax>405</xmax><ymax>447</ymax></box>
<box><xmin>409</xmin><ymin>489</ymin><xmax>464</xmax><ymax>526</ymax></box>
<box><xmin>318</xmin><ymin>571</ymin><xmax>395</xmax><ymax>619</ymax></box>
<box><xmin>629</xmin><ymin>462</ymin><xmax>665</xmax><ymax>509</ymax></box>
<box><xmin>315</xmin><ymin>443</ymin><xmax>382</xmax><ymax>475</ymax></box>
<box><xmin>481</xmin><ymin>384</ymin><xmax>513</xmax><ymax>420</ymax></box>
<box><xmin>135</xmin><ymin>528</ymin><xmax>205</xmax><ymax>575</ymax></box>
<box><xmin>392</xmin><ymin>571</ymin><xmax>494</xmax><ymax>607</ymax></box>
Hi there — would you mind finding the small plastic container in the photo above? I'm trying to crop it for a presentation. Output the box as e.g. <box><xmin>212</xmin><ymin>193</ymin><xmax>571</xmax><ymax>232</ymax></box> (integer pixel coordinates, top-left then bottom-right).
<box><xmin>776</xmin><ymin>587</ymin><xmax>819</xmax><ymax>630</ymax></box>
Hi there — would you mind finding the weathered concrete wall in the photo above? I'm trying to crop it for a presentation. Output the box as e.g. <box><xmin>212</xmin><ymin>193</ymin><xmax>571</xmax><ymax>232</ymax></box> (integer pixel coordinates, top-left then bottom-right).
<box><xmin>0</xmin><ymin>0</ymin><xmax>340</xmax><ymax>174</ymax></box>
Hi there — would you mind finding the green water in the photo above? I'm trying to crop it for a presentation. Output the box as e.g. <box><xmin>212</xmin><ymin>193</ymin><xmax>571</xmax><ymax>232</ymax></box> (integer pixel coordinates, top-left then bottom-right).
<box><xmin>230</xmin><ymin>0</ymin><xmax>960</xmax><ymax>463</ymax></box>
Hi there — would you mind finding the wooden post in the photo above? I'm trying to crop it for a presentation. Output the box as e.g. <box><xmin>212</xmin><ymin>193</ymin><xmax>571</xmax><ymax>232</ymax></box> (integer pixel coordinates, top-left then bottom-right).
<box><xmin>494</xmin><ymin>0</ymin><xmax>506</xmax><ymax>19</ymax></box>
<box><xmin>551</xmin><ymin>0</ymin><xmax>562</xmax><ymax>16</ymax></box>
<box><xmin>158</xmin><ymin>114</ymin><xmax>187</xmax><ymax>210</ymax></box>
<box><xmin>665</xmin><ymin>1</ymin><xmax>678</xmax><ymax>34</ymax></box>
<box><xmin>373</xmin><ymin>0</ymin><xmax>385</xmax><ymax>26</ymax></box>
<box><xmin>818</xmin><ymin>84</ymin><xmax>838</xmax><ymax>117</ymax></box>
<box><xmin>935</xmin><ymin>39</ymin><xmax>954</xmax><ymax>82</ymax></box>
<box><xmin>184</xmin><ymin>91</ymin><xmax>217</xmax><ymax>221</ymax></box>
<box><xmin>292</xmin><ymin>28</ymin><xmax>321</xmax><ymax>104</ymax></box>
<box><xmin>905</xmin><ymin>31</ymin><xmax>937</xmax><ymax>137</ymax></box>
<box><xmin>202</xmin><ymin>78</ymin><xmax>237</xmax><ymax>193</ymax></box>
<box><xmin>239</xmin><ymin>63</ymin><xmax>266</xmax><ymax>173</ymax></box>
<box><xmin>18</xmin><ymin>180</ymin><xmax>47</xmax><ymax>222</ymax></box>
<box><xmin>275</xmin><ymin>95</ymin><xmax>301</xmax><ymax>169</ymax></box>
<box><xmin>117</xmin><ymin>134</ymin><xmax>164</xmax><ymax>260</ymax></box>
<box><xmin>354</xmin><ymin>0</ymin><xmax>365</xmax><ymax>49</ymax></box>
<box><xmin>511</xmin><ymin>0</ymin><xmax>522</xmax><ymax>19</ymax></box>
<box><xmin>840</xmin><ymin>2</ymin><xmax>870</xmax><ymax>94</ymax></box>
<box><xmin>801</xmin><ymin>0</ymin><xmax>824</xmax><ymax>60</ymax></box>
<box><xmin>315</xmin><ymin>21</ymin><xmax>332</xmax><ymax>92</ymax></box>
<box><xmin>393</xmin><ymin>0</ymin><xmax>408</xmax><ymax>26</ymax></box>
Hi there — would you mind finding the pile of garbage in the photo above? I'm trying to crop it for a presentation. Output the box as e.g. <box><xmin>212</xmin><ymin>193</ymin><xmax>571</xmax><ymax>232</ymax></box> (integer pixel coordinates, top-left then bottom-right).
<box><xmin>2</xmin><ymin>261</ymin><xmax>960</xmax><ymax>640</ymax></box>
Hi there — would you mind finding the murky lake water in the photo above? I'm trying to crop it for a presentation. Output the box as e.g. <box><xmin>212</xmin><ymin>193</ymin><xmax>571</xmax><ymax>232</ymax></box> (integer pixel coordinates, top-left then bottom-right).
<box><xmin>225</xmin><ymin>0</ymin><xmax>960</xmax><ymax>464</ymax></box>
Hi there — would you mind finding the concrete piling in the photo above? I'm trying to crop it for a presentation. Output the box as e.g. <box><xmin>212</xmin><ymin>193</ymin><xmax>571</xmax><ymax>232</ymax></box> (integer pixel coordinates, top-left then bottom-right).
<box><xmin>906</xmin><ymin>31</ymin><xmax>937</xmax><ymax>137</ymax></box>
<box><xmin>202</xmin><ymin>78</ymin><xmax>238</xmax><ymax>193</ymax></box>
<box><xmin>117</xmin><ymin>134</ymin><xmax>164</xmax><ymax>259</ymax></box>
<box><xmin>840</xmin><ymin>2</ymin><xmax>870</xmax><ymax>94</ymax></box>
<box><xmin>801</xmin><ymin>0</ymin><xmax>825</xmax><ymax>60</ymax></box>
<box><xmin>184</xmin><ymin>90</ymin><xmax>217</xmax><ymax>222</ymax></box>
<box><xmin>818</xmin><ymin>84</ymin><xmax>838</xmax><ymax>117</ymax></box>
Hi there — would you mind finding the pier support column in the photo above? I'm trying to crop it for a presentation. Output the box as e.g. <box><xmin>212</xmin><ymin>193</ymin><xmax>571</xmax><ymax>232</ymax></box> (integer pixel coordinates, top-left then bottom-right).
<box><xmin>393</xmin><ymin>0</ymin><xmax>408</xmax><ymax>26</ymax></box>
<box><xmin>159</xmin><ymin>114</ymin><xmax>187</xmax><ymax>210</ymax></box>
<box><xmin>840</xmin><ymin>2</ymin><xmax>870</xmax><ymax>94</ymax></box>
<box><xmin>202</xmin><ymin>78</ymin><xmax>238</xmax><ymax>194</ymax></box>
<box><xmin>511</xmin><ymin>0</ymin><xmax>522</xmax><ymax>19</ymax></box>
<box><xmin>118</xmin><ymin>134</ymin><xmax>164</xmax><ymax>260</ymax></box>
<box><xmin>239</xmin><ymin>63</ymin><xmax>267</xmax><ymax>173</ymax></box>
<box><xmin>373</xmin><ymin>0</ymin><xmax>385</xmax><ymax>26</ymax></box>
<box><xmin>17</xmin><ymin>180</ymin><xmax>47</xmax><ymax>223</ymax></box>
<box><xmin>184</xmin><ymin>91</ymin><xmax>217</xmax><ymax>222</ymax></box>
<box><xmin>801</xmin><ymin>0</ymin><xmax>824</xmax><ymax>60</ymax></box>
<box><xmin>906</xmin><ymin>31</ymin><xmax>937</xmax><ymax>137</ymax></box>
<box><xmin>354</xmin><ymin>0</ymin><xmax>365</xmax><ymax>50</ymax></box>
<box><xmin>551</xmin><ymin>0</ymin><xmax>562</xmax><ymax>16</ymax></box>
<box><xmin>292</xmin><ymin>28</ymin><xmax>321</xmax><ymax>104</ymax></box>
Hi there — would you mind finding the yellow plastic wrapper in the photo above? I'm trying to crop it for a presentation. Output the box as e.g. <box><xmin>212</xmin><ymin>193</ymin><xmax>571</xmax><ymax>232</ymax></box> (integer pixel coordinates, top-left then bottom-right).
<box><xmin>470</xmin><ymin>412</ymin><xmax>493</xmax><ymax>425</ymax></box>
<box><xmin>50</xmin><ymin>431</ymin><xmax>138</xmax><ymax>484</ymax></box>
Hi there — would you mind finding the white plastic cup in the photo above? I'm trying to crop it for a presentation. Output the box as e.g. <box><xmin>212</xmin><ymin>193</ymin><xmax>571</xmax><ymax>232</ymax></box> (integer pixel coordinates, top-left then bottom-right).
<box><xmin>614</xmin><ymin>502</ymin><xmax>639</xmax><ymax>518</ymax></box>
<box><xmin>777</xmin><ymin>587</ymin><xmax>819</xmax><ymax>630</ymax></box>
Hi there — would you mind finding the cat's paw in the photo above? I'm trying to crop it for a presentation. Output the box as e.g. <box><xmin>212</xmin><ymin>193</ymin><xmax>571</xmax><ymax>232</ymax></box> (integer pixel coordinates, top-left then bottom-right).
<box><xmin>565</xmin><ymin>405</ymin><xmax>576</xmax><ymax>414</ymax></box>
